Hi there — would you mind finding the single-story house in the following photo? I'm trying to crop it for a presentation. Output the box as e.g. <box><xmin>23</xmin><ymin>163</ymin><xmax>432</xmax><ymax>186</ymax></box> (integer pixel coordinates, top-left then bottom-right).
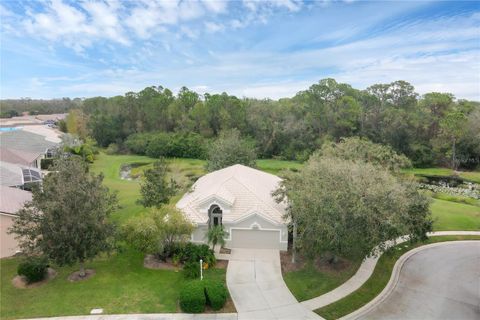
<box><xmin>0</xmin><ymin>130</ymin><xmax>59</xmax><ymax>169</ymax></box>
<box><xmin>0</xmin><ymin>161</ymin><xmax>43</xmax><ymax>188</ymax></box>
<box><xmin>176</xmin><ymin>164</ymin><xmax>288</xmax><ymax>251</ymax></box>
<box><xmin>0</xmin><ymin>186</ymin><xmax>32</xmax><ymax>258</ymax></box>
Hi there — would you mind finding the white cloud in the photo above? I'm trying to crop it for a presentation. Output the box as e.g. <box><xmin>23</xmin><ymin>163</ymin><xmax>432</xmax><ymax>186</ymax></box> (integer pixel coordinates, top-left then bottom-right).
<box><xmin>202</xmin><ymin>0</ymin><xmax>228</xmax><ymax>13</ymax></box>
<box><xmin>205</xmin><ymin>21</ymin><xmax>224</xmax><ymax>33</ymax></box>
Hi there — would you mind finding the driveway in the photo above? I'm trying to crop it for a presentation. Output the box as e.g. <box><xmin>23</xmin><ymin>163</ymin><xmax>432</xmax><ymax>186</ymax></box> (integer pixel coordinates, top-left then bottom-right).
<box><xmin>226</xmin><ymin>248</ymin><xmax>319</xmax><ymax>320</ymax></box>
<box><xmin>357</xmin><ymin>241</ymin><xmax>480</xmax><ymax>320</ymax></box>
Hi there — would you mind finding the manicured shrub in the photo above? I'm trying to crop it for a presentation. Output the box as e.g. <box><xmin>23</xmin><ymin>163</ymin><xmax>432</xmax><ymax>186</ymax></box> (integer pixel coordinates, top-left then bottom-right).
<box><xmin>183</xmin><ymin>260</ymin><xmax>200</xmax><ymax>279</ymax></box>
<box><xmin>204</xmin><ymin>280</ymin><xmax>228</xmax><ymax>310</ymax></box>
<box><xmin>179</xmin><ymin>280</ymin><xmax>206</xmax><ymax>313</ymax></box>
<box><xmin>180</xmin><ymin>243</ymin><xmax>216</xmax><ymax>267</ymax></box>
<box><xmin>17</xmin><ymin>256</ymin><xmax>49</xmax><ymax>284</ymax></box>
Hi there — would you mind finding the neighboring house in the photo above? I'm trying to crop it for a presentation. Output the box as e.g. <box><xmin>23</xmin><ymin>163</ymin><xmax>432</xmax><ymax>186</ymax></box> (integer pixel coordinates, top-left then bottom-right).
<box><xmin>0</xmin><ymin>186</ymin><xmax>32</xmax><ymax>258</ymax></box>
<box><xmin>176</xmin><ymin>164</ymin><xmax>288</xmax><ymax>250</ymax></box>
<box><xmin>0</xmin><ymin>161</ymin><xmax>42</xmax><ymax>188</ymax></box>
<box><xmin>0</xmin><ymin>130</ymin><xmax>58</xmax><ymax>168</ymax></box>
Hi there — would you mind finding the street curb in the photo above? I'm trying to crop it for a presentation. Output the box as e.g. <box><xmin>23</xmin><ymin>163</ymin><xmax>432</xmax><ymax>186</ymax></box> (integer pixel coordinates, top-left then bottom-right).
<box><xmin>338</xmin><ymin>240</ymin><xmax>480</xmax><ymax>320</ymax></box>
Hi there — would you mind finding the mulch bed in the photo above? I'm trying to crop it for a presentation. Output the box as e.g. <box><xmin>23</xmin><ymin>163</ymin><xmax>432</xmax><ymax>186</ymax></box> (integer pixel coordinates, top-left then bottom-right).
<box><xmin>12</xmin><ymin>267</ymin><xmax>57</xmax><ymax>289</ymax></box>
<box><xmin>215</xmin><ymin>259</ymin><xmax>228</xmax><ymax>269</ymax></box>
<box><xmin>144</xmin><ymin>254</ymin><xmax>180</xmax><ymax>270</ymax></box>
<box><xmin>68</xmin><ymin>269</ymin><xmax>96</xmax><ymax>282</ymax></box>
<box><xmin>281</xmin><ymin>250</ymin><xmax>353</xmax><ymax>274</ymax></box>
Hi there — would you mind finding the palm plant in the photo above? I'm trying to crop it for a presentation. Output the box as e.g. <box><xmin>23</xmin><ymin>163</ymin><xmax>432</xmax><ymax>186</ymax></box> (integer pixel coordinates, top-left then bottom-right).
<box><xmin>206</xmin><ymin>225</ymin><xmax>228</xmax><ymax>252</ymax></box>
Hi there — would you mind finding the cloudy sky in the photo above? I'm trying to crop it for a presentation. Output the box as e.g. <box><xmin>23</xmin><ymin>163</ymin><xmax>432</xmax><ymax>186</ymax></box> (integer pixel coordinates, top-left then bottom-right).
<box><xmin>1</xmin><ymin>0</ymin><xmax>479</xmax><ymax>100</ymax></box>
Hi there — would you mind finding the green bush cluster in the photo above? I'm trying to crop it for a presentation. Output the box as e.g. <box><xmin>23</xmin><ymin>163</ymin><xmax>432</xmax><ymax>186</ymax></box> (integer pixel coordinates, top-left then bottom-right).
<box><xmin>179</xmin><ymin>280</ymin><xmax>206</xmax><ymax>313</ymax></box>
<box><xmin>179</xmin><ymin>279</ymin><xmax>228</xmax><ymax>313</ymax></box>
<box><xmin>180</xmin><ymin>243</ymin><xmax>216</xmax><ymax>266</ymax></box>
<box><xmin>125</xmin><ymin>132</ymin><xmax>206</xmax><ymax>159</ymax></box>
<box><xmin>183</xmin><ymin>261</ymin><xmax>200</xmax><ymax>279</ymax></box>
<box><xmin>204</xmin><ymin>280</ymin><xmax>228</xmax><ymax>310</ymax></box>
<box><xmin>40</xmin><ymin>158</ymin><xmax>55</xmax><ymax>170</ymax></box>
<box><xmin>17</xmin><ymin>256</ymin><xmax>49</xmax><ymax>284</ymax></box>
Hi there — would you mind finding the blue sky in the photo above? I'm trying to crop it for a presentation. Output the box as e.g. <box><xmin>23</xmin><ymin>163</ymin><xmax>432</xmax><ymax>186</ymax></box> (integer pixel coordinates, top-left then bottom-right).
<box><xmin>1</xmin><ymin>0</ymin><xmax>479</xmax><ymax>100</ymax></box>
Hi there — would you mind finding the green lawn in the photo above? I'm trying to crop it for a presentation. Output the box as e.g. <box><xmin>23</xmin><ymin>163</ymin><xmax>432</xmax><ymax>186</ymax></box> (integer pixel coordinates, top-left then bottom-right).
<box><xmin>402</xmin><ymin>167</ymin><xmax>480</xmax><ymax>183</ymax></box>
<box><xmin>315</xmin><ymin>235</ymin><xmax>480</xmax><ymax>320</ymax></box>
<box><xmin>0</xmin><ymin>249</ymin><xmax>226</xmax><ymax>319</ymax></box>
<box><xmin>283</xmin><ymin>260</ymin><xmax>361</xmax><ymax>302</ymax></box>
<box><xmin>431</xmin><ymin>198</ymin><xmax>480</xmax><ymax>231</ymax></box>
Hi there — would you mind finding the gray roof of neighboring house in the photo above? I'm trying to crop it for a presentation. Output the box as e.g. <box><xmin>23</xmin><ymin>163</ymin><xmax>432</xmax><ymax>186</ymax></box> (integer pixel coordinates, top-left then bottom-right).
<box><xmin>0</xmin><ymin>161</ymin><xmax>42</xmax><ymax>187</ymax></box>
<box><xmin>0</xmin><ymin>147</ymin><xmax>39</xmax><ymax>166</ymax></box>
<box><xmin>0</xmin><ymin>130</ymin><xmax>57</xmax><ymax>155</ymax></box>
<box><xmin>0</xmin><ymin>185</ymin><xmax>32</xmax><ymax>215</ymax></box>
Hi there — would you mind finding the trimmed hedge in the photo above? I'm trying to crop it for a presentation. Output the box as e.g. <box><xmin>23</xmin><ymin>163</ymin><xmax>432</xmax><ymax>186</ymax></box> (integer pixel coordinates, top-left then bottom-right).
<box><xmin>179</xmin><ymin>280</ymin><xmax>206</xmax><ymax>313</ymax></box>
<box><xmin>205</xmin><ymin>280</ymin><xmax>228</xmax><ymax>310</ymax></box>
<box><xmin>183</xmin><ymin>261</ymin><xmax>200</xmax><ymax>279</ymax></box>
<box><xmin>17</xmin><ymin>256</ymin><xmax>49</xmax><ymax>284</ymax></box>
<box><xmin>179</xmin><ymin>279</ymin><xmax>227</xmax><ymax>313</ymax></box>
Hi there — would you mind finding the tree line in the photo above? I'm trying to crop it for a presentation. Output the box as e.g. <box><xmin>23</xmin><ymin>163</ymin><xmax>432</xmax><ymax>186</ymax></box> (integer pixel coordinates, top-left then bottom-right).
<box><xmin>43</xmin><ymin>79</ymin><xmax>480</xmax><ymax>169</ymax></box>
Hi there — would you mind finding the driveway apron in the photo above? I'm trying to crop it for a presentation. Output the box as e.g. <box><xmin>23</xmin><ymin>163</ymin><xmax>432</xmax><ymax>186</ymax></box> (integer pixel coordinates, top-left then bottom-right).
<box><xmin>226</xmin><ymin>248</ymin><xmax>320</xmax><ymax>320</ymax></box>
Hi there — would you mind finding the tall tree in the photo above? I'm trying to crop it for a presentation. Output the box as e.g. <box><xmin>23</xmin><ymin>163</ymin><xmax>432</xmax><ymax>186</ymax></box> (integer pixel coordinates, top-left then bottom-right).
<box><xmin>139</xmin><ymin>159</ymin><xmax>177</xmax><ymax>208</ymax></box>
<box><xmin>206</xmin><ymin>129</ymin><xmax>257</xmax><ymax>171</ymax></box>
<box><xmin>9</xmin><ymin>158</ymin><xmax>118</xmax><ymax>277</ymax></box>
<box><xmin>276</xmin><ymin>154</ymin><xmax>431</xmax><ymax>262</ymax></box>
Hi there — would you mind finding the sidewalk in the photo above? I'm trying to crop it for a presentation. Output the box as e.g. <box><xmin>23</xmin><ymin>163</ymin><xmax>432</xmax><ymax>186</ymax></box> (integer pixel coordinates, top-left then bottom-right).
<box><xmin>301</xmin><ymin>231</ymin><xmax>480</xmax><ymax>311</ymax></box>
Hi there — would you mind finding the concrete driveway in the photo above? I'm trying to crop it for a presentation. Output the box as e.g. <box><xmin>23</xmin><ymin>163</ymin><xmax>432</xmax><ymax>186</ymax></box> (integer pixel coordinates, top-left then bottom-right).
<box><xmin>357</xmin><ymin>241</ymin><xmax>480</xmax><ymax>320</ymax></box>
<box><xmin>226</xmin><ymin>248</ymin><xmax>319</xmax><ymax>320</ymax></box>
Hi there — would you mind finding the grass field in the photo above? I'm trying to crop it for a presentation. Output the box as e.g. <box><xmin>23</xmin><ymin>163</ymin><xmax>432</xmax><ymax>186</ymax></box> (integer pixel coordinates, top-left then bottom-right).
<box><xmin>0</xmin><ymin>249</ymin><xmax>226</xmax><ymax>319</ymax></box>
<box><xmin>283</xmin><ymin>260</ymin><xmax>361</xmax><ymax>302</ymax></box>
<box><xmin>315</xmin><ymin>235</ymin><xmax>480</xmax><ymax>320</ymax></box>
<box><xmin>402</xmin><ymin>167</ymin><xmax>480</xmax><ymax>183</ymax></box>
<box><xmin>430</xmin><ymin>198</ymin><xmax>480</xmax><ymax>231</ymax></box>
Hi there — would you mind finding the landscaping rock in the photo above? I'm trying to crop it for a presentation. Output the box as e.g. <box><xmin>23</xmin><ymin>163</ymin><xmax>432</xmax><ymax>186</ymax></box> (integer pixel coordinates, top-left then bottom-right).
<box><xmin>68</xmin><ymin>269</ymin><xmax>95</xmax><ymax>282</ymax></box>
<box><xmin>12</xmin><ymin>267</ymin><xmax>57</xmax><ymax>289</ymax></box>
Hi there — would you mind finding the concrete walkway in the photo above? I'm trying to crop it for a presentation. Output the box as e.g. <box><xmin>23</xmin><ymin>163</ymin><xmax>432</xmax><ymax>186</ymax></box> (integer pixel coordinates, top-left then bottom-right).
<box><xmin>25</xmin><ymin>314</ymin><xmax>237</xmax><ymax>320</ymax></box>
<box><xmin>226</xmin><ymin>248</ymin><xmax>319</xmax><ymax>320</ymax></box>
<box><xmin>301</xmin><ymin>231</ymin><xmax>480</xmax><ymax>311</ymax></box>
<box><xmin>351</xmin><ymin>241</ymin><xmax>480</xmax><ymax>319</ymax></box>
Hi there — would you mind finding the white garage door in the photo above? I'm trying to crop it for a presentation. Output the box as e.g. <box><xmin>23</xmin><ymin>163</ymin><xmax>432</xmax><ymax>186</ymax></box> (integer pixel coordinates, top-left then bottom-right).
<box><xmin>230</xmin><ymin>229</ymin><xmax>281</xmax><ymax>249</ymax></box>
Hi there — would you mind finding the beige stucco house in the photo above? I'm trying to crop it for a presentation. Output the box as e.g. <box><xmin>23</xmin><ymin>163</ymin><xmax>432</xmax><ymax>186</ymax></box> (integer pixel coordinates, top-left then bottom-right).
<box><xmin>0</xmin><ymin>186</ymin><xmax>32</xmax><ymax>258</ymax></box>
<box><xmin>176</xmin><ymin>164</ymin><xmax>288</xmax><ymax>251</ymax></box>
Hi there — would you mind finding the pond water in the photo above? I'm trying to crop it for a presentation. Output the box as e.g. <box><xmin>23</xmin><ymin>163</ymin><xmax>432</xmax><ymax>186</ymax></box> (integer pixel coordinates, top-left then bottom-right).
<box><xmin>119</xmin><ymin>162</ymin><xmax>150</xmax><ymax>180</ymax></box>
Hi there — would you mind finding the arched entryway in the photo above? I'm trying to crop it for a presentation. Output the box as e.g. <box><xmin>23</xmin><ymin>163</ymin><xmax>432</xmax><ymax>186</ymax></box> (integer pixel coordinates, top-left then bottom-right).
<box><xmin>208</xmin><ymin>204</ymin><xmax>223</xmax><ymax>228</ymax></box>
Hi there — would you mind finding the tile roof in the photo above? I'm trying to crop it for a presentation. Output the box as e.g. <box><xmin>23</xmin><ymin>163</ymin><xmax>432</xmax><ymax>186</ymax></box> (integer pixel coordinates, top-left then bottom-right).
<box><xmin>0</xmin><ymin>147</ymin><xmax>40</xmax><ymax>166</ymax></box>
<box><xmin>0</xmin><ymin>130</ymin><xmax>57</xmax><ymax>154</ymax></box>
<box><xmin>0</xmin><ymin>186</ymin><xmax>32</xmax><ymax>215</ymax></box>
<box><xmin>176</xmin><ymin>164</ymin><xmax>287</xmax><ymax>225</ymax></box>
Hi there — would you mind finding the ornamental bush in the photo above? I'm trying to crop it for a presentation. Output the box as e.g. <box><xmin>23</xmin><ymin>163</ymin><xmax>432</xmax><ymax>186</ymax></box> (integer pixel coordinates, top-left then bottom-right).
<box><xmin>204</xmin><ymin>280</ymin><xmax>228</xmax><ymax>310</ymax></box>
<box><xmin>179</xmin><ymin>280</ymin><xmax>206</xmax><ymax>313</ymax></box>
<box><xmin>17</xmin><ymin>256</ymin><xmax>49</xmax><ymax>284</ymax></box>
<box><xmin>183</xmin><ymin>260</ymin><xmax>200</xmax><ymax>279</ymax></box>
<box><xmin>180</xmin><ymin>243</ymin><xmax>216</xmax><ymax>266</ymax></box>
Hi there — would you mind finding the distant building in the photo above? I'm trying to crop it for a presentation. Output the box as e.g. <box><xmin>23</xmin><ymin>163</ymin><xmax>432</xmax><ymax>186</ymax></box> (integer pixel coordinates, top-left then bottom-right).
<box><xmin>0</xmin><ymin>186</ymin><xmax>32</xmax><ymax>258</ymax></box>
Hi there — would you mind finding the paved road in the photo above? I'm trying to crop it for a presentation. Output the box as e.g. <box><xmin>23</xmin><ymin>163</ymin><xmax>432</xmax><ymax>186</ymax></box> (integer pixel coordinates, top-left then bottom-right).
<box><xmin>358</xmin><ymin>242</ymin><xmax>480</xmax><ymax>320</ymax></box>
<box><xmin>226</xmin><ymin>248</ymin><xmax>319</xmax><ymax>320</ymax></box>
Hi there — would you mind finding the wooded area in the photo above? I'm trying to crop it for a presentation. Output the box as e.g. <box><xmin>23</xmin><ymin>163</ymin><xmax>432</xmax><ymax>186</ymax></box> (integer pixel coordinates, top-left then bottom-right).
<box><xmin>3</xmin><ymin>78</ymin><xmax>479</xmax><ymax>169</ymax></box>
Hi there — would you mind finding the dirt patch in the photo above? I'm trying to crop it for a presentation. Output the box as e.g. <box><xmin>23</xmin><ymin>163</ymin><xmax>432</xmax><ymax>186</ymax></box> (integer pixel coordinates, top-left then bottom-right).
<box><xmin>215</xmin><ymin>259</ymin><xmax>228</xmax><ymax>269</ymax></box>
<box><xmin>281</xmin><ymin>250</ymin><xmax>354</xmax><ymax>274</ymax></box>
<box><xmin>281</xmin><ymin>251</ymin><xmax>306</xmax><ymax>273</ymax></box>
<box><xmin>12</xmin><ymin>267</ymin><xmax>57</xmax><ymax>289</ymax></box>
<box><xmin>219</xmin><ymin>247</ymin><xmax>231</xmax><ymax>254</ymax></box>
<box><xmin>144</xmin><ymin>254</ymin><xmax>180</xmax><ymax>270</ymax></box>
<box><xmin>68</xmin><ymin>269</ymin><xmax>96</xmax><ymax>282</ymax></box>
